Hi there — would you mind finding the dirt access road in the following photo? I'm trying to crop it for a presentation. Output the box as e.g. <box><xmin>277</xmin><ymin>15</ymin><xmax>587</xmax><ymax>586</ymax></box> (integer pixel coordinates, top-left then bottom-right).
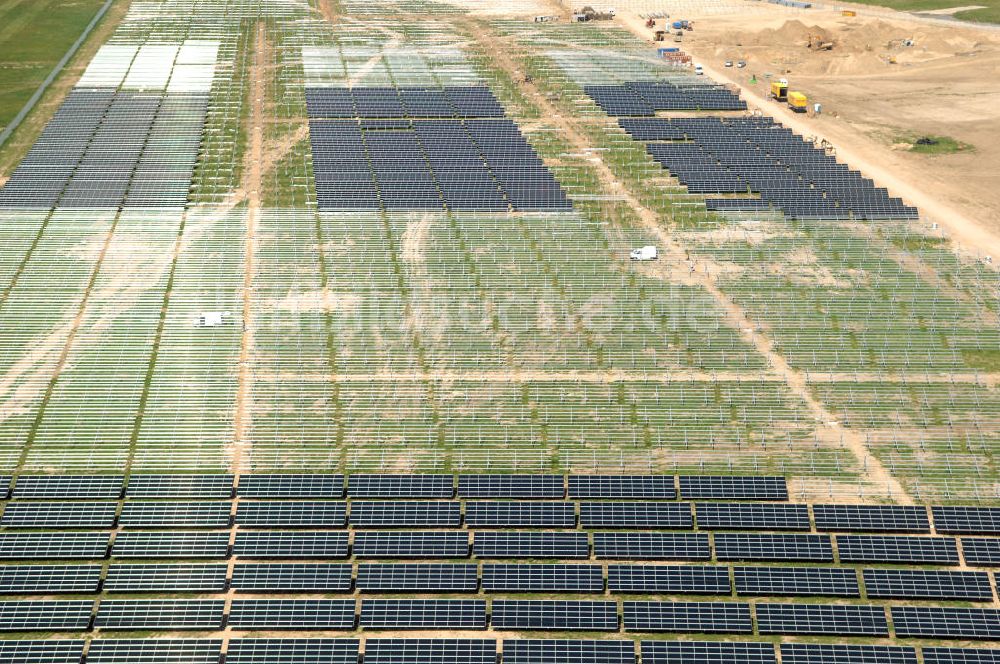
<box><xmin>619</xmin><ymin>8</ymin><xmax>1000</xmax><ymax>259</ymax></box>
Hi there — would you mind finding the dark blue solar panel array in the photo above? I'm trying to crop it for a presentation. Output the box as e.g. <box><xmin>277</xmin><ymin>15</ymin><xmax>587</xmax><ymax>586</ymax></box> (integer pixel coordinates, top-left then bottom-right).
<box><xmin>0</xmin><ymin>472</ymin><xmax>998</xmax><ymax>657</ymax></box>
<box><xmin>306</xmin><ymin>86</ymin><xmax>570</xmax><ymax>211</ymax></box>
<box><xmin>0</xmin><ymin>90</ymin><xmax>207</xmax><ymax>209</ymax></box>
<box><xmin>616</xmin><ymin>116</ymin><xmax>918</xmax><ymax>220</ymax></box>
<box><xmin>584</xmin><ymin>82</ymin><xmax>746</xmax><ymax>115</ymax></box>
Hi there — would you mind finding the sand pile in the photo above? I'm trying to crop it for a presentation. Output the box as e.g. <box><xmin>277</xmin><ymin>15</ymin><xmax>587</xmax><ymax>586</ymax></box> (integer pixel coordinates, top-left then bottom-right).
<box><xmin>708</xmin><ymin>17</ymin><xmax>992</xmax><ymax>75</ymax></box>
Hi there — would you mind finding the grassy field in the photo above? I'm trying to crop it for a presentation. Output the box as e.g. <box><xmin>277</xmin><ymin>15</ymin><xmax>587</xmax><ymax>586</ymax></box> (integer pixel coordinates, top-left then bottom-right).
<box><xmin>0</xmin><ymin>0</ymin><xmax>108</xmax><ymax>132</ymax></box>
<box><xmin>894</xmin><ymin>134</ymin><xmax>974</xmax><ymax>155</ymax></box>
<box><xmin>841</xmin><ymin>0</ymin><xmax>1000</xmax><ymax>23</ymax></box>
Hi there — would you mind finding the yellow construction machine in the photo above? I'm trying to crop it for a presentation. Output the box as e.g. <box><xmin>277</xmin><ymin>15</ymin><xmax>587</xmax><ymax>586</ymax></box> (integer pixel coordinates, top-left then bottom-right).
<box><xmin>807</xmin><ymin>34</ymin><xmax>834</xmax><ymax>50</ymax></box>
<box><xmin>770</xmin><ymin>78</ymin><xmax>788</xmax><ymax>102</ymax></box>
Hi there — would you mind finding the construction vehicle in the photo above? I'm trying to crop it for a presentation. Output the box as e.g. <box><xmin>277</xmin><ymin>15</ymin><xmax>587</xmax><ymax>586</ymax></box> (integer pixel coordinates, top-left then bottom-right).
<box><xmin>788</xmin><ymin>91</ymin><xmax>808</xmax><ymax>112</ymax></box>
<box><xmin>807</xmin><ymin>34</ymin><xmax>834</xmax><ymax>50</ymax></box>
<box><xmin>646</xmin><ymin>17</ymin><xmax>656</xmax><ymax>27</ymax></box>
<box><xmin>654</xmin><ymin>29</ymin><xmax>666</xmax><ymax>41</ymax></box>
<box><xmin>770</xmin><ymin>78</ymin><xmax>788</xmax><ymax>102</ymax></box>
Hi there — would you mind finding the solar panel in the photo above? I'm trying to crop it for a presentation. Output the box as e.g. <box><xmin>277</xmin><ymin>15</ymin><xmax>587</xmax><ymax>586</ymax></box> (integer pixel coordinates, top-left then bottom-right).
<box><xmin>232</xmin><ymin>563</ymin><xmax>352</xmax><ymax>592</ymax></box>
<box><xmin>780</xmin><ymin>644</ymin><xmax>917</xmax><ymax>664</ymax></box>
<box><xmin>579</xmin><ymin>502</ymin><xmax>692</xmax><ymax>528</ymax></box>
<box><xmin>892</xmin><ymin>606</ymin><xmax>1000</xmax><ymax>639</ymax></box>
<box><xmin>734</xmin><ymin>566</ymin><xmax>860</xmax><ymax>596</ymax></box>
<box><xmin>103</xmin><ymin>564</ymin><xmax>228</xmax><ymax>593</ymax></box>
<box><xmin>348</xmin><ymin>475</ymin><xmax>454</xmax><ymax>498</ymax></box>
<box><xmin>228</xmin><ymin>599</ymin><xmax>356</xmax><ymax>629</ymax></box>
<box><xmin>226</xmin><ymin>639</ymin><xmax>360</xmax><ymax>664</ymax></box>
<box><xmin>607</xmin><ymin>565</ymin><xmax>729</xmax><ymax>594</ymax></box>
<box><xmin>350</xmin><ymin>501</ymin><xmax>460</xmax><ymax>527</ymax></box>
<box><xmin>924</xmin><ymin>648</ymin><xmax>1000</xmax><ymax>664</ymax></box>
<box><xmin>491</xmin><ymin>600</ymin><xmax>618</xmax><ymax>631</ymax></box>
<box><xmin>714</xmin><ymin>533</ymin><xmax>833</xmax><ymax>562</ymax></box>
<box><xmin>756</xmin><ymin>603</ymin><xmax>888</xmax><ymax>636</ymax></box>
<box><xmin>95</xmin><ymin>599</ymin><xmax>225</xmax><ymax>629</ymax></box>
<box><xmin>12</xmin><ymin>475</ymin><xmax>124</xmax><ymax>499</ymax></box>
<box><xmin>86</xmin><ymin>639</ymin><xmax>222</xmax><ymax>664</ymax></box>
<box><xmin>862</xmin><ymin>568</ymin><xmax>993</xmax><ymax>600</ymax></box>
<box><xmin>473</xmin><ymin>532</ymin><xmax>588</xmax><ymax>558</ymax></box>
<box><xmin>111</xmin><ymin>531</ymin><xmax>230</xmax><ymax>559</ymax></box>
<box><xmin>568</xmin><ymin>476</ymin><xmax>675</xmax><ymax>499</ymax></box>
<box><xmin>961</xmin><ymin>538</ymin><xmax>1000</xmax><ymax>565</ymax></box>
<box><xmin>118</xmin><ymin>502</ymin><xmax>231</xmax><ymax>527</ymax></box>
<box><xmin>678</xmin><ymin>476</ymin><xmax>787</xmax><ymax>500</ymax></box>
<box><xmin>696</xmin><ymin>503</ymin><xmax>809</xmax><ymax>530</ymax></box>
<box><xmin>0</xmin><ymin>600</ymin><xmax>94</xmax><ymax>631</ymax></box>
<box><xmin>482</xmin><ymin>564</ymin><xmax>603</xmax><ymax>592</ymax></box>
<box><xmin>360</xmin><ymin>599</ymin><xmax>486</xmax><ymax>629</ymax></box>
<box><xmin>623</xmin><ymin>601</ymin><xmax>752</xmax><ymax>633</ymax></box>
<box><xmin>125</xmin><ymin>474</ymin><xmax>234</xmax><ymax>498</ymax></box>
<box><xmin>812</xmin><ymin>505</ymin><xmax>930</xmax><ymax>533</ymax></box>
<box><xmin>0</xmin><ymin>532</ymin><xmax>110</xmax><ymax>559</ymax></box>
<box><xmin>0</xmin><ymin>564</ymin><xmax>102</xmax><ymax>594</ymax></box>
<box><xmin>1</xmin><ymin>502</ymin><xmax>117</xmax><ymax>528</ymax></box>
<box><xmin>234</xmin><ymin>531</ymin><xmax>349</xmax><ymax>558</ymax></box>
<box><xmin>505</xmin><ymin>640</ymin><xmax>635</xmax><ymax>664</ymax></box>
<box><xmin>354</xmin><ymin>531</ymin><xmax>470</xmax><ymax>558</ymax></box>
<box><xmin>465</xmin><ymin>501</ymin><xmax>575</xmax><ymax>527</ymax></box>
<box><xmin>593</xmin><ymin>532</ymin><xmax>709</xmax><ymax>560</ymax></box>
<box><xmin>0</xmin><ymin>640</ymin><xmax>85</xmax><ymax>664</ymax></box>
<box><xmin>458</xmin><ymin>475</ymin><xmax>564</xmax><ymax>498</ymax></box>
<box><xmin>236</xmin><ymin>501</ymin><xmax>347</xmax><ymax>527</ymax></box>
<box><xmin>933</xmin><ymin>507</ymin><xmax>1000</xmax><ymax>535</ymax></box>
<box><xmin>0</xmin><ymin>476</ymin><xmax>10</xmax><ymax>499</ymax></box>
<box><xmin>365</xmin><ymin>639</ymin><xmax>496</xmax><ymax>664</ymax></box>
<box><xmin>356</xmin><ymin>563</ymin><xmax>478</xmax><ymax>592</ymax></box>
<box><xmin>237</xmin><ymin>474</ymin><xmax>345</xmax><ymax>498</ymax></box>
<box><xmin>837</xmin><ymin>535</ymin><xmax>959</xmax><ymax>564</ymax></box>
<box><xmin>640</xmin><ymin>641</ymin><xmax>775</xmax><ymax>664</ymax></box>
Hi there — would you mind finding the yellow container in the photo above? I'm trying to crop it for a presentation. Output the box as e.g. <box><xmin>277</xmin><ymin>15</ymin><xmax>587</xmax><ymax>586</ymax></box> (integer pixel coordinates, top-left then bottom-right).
<box><xmin>842</xmin><ymin>9</ymin><xmax>856</xmax><ymax>16</ymax></box>
<box><xmin>770</xmin><ymin>81</ymin><xmax>788</xmax><ymax>100</ymax></box>
<box><xmin>788</xmin><ymin>91</ymin><xmax>808</xmax><ymax>111</ymax></box>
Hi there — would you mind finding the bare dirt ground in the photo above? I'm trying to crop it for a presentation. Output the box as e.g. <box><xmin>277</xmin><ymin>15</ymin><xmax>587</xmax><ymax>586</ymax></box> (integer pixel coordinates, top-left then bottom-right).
<box><xmin>618</xmin><ymin>8</ymin><xmax>1000</xmax><ymax>257</ymax></box>
<box><xmin>230</xmin><ymin>22</ymin><xmax>267</xmax><ymax>472</ymax></box>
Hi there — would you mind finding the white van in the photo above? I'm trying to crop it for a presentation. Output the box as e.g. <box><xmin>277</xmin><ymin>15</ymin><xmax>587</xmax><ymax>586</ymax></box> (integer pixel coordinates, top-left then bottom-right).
<box><xmin>630</xmin><ymin>246</ymin><xmax>658</xmax><ymax>261</ymax></box>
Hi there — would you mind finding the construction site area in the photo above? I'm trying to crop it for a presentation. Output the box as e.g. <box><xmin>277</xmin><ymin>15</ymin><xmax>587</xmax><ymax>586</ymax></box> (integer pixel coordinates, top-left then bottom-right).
<box><xmin>0</xmin><ymin>0</ymin><xmax>998</xmax><ymax>659</ymax></box>
<box><xmin>0</xmin><ymin>0</ymin><xmax>997</xmax><ymax>500</ymax></box>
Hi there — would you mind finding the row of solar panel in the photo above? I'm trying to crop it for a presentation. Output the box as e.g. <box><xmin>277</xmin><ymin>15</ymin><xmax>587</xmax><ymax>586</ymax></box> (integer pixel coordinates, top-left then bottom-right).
<box><xmin>0</xmin><ymin>599</ymin><xmax>996</xmax><ymax>637</ymax></box>
<box><xmin>305</xmin><ymin>86</ymin><xmax>506</xmax><ymax>119</ymax></box>
<box><xmin>0</xmin><ymin>474</ymin><xmax>786</xmax><ymax>499</ymax></box>
<box><xmin>3</xmin><ymin>639</ymin><xmax>997</xmax><ymax>664</ymax></box>
<box><xmin>0</xmin><ymin>563</ymin><xmax>992</xmax><ymax>600</ymax></box>
<box><xmin>2</xmin><ymin>500</ymin><xmax>996</xmax><ymax>532</ymax></box>
<box><xmin>584</xmin><ymin>82</ymin><xmax>747</xmax><ymax>115</ymax></box>
<box><xmin>3</xmin><ymin>530</ymin><xmax>1000</xmax><ymax>564</ymax></box>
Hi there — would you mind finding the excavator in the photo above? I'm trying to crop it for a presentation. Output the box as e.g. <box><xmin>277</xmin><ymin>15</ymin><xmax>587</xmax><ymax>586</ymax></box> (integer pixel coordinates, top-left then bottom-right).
<box><xmin>807</xmin><ymin>33</ymin><xmax>834</xmax><ymax>50</ymax></box>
